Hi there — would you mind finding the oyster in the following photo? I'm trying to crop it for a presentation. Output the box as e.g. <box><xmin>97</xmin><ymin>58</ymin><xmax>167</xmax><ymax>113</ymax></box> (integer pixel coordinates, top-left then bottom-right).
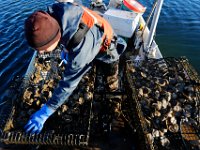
<box><xmin>61</xmin><ymin>104</ymin><xmax>68</xmax><ymax>113</ymax></box>
<box><xmin>84</xmin><ymin>92</ymin><xmax>93</xmax><ymax>101</ymax></box>
<box><xmin>78</xmin><ymin>97</ymin><xmax>85</xmax><ymax>105</ymax></box>
<box><xmin>168</xmin><ymin>124</ymin><xmax>179</xmax><ymax>133</ymax></box>
<box><xmin>23</xmin><ymin>88</ymin><xmax>33</xmax><ymax>101</ymax></box>
<box><xmin>160</xmin><ymin>136</ymin><xmax>170</xmax><ymax>147</ymax></box>
<box><xmin>138</xmin><ymin>87</ymin><xmax>151</xmax><ymax>98</ymax></box>
<box><xmin>152</xmin><ymin>101</ymin><xmax>162</xmax><ymax>111</ymax></box>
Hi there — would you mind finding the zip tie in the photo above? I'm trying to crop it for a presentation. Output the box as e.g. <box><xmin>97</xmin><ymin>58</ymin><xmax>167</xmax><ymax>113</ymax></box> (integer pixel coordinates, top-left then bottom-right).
<box><xmin>59</xmin><ymin>60</ymin><xmax>64</xmax><ymax>67</ymax></box>
<box><xmin>0</xmin><ymin>100</ymin><xmax>8</xmax><ymax>106</ymax></box>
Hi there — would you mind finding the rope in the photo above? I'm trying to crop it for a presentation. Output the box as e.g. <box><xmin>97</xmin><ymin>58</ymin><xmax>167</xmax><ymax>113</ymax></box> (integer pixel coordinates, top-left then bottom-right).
<box><xmin>141</xmin><ymin>0</ymin><xmax>158</xmax><ymax>37</ymax></box>
<box><xmin>0</xmin><ymin>100</ymin><xmax>8</xmax><ymax>106</ymax></box>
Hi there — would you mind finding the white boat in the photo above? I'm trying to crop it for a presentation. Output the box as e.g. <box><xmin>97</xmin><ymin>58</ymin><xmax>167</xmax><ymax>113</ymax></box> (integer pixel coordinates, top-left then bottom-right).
<box><xmin>0</xmin><ymin>0</ymin><xmax>199</xmax><ymax>150</ymax></box>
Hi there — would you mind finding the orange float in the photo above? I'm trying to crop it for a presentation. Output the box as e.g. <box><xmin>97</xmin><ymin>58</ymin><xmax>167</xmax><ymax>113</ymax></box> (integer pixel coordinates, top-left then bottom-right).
<box><xmin>123</xmin><ymin>0</ymin><xmax>146</xmax><ymax>13</ymax></box>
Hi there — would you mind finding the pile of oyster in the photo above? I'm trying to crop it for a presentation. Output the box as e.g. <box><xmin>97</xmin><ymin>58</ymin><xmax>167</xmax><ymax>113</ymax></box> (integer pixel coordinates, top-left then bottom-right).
<box><xmin>21</xmin><ymin>54</ymin><xmax>64</xmax><ymax>106</ymax></box>
<box><xmin>127</xmin><ymin>58</ymin><xmax>199</xmax><ymax>149</ymax></box>
<box><xmin>13</xmin><ymin>51</ymin><xmax>63</xmax><ymax>129</ymax></box>
<box><xmin>13</xmin><ymin>50</ymin><xmax>95</xmax><ymax>131</ymax></box>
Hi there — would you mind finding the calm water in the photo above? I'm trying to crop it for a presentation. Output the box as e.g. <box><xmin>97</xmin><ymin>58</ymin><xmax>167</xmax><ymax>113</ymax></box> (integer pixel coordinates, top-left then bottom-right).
<box><xmin>0</xmin><ymin>0</ymin><xmax>200</xmax><ymax>101</ymax></box>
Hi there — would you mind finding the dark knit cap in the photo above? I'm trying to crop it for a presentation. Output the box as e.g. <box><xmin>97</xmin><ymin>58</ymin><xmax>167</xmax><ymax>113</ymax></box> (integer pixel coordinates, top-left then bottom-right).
<box><xmin>25</xmin><ymin>11</ymin><xmax>61</xmax><ymax>51</ymax></box>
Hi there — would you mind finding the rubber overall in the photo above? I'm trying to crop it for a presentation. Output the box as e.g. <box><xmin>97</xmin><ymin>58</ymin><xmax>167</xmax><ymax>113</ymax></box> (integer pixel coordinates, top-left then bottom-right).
<box><xmin>46</xmin><ymin>2</ymin><xmax>127</xmax><ymax>110</ymax></box>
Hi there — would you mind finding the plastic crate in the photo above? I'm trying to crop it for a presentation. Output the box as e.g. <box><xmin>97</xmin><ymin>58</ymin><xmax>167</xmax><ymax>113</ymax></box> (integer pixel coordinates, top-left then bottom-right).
<box><xmin>125</xmin><ymin>57</ymin><xmax>200</xmax><ymax>150</ymax></box>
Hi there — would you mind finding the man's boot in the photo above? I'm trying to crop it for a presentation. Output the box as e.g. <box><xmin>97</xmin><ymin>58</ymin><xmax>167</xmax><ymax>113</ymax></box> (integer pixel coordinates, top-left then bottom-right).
<box><xmin>104</xmin><ymin>61</ymin><xmax>119</xmax><ymax>92</ymax></box>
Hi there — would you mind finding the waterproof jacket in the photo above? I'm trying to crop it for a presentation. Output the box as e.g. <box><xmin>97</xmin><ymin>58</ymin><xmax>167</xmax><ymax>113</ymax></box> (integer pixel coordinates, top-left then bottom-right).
<box><xmin>46</xmin><ymin>2</ymin><xmax>127</xmax><ymax>110</ymax></box>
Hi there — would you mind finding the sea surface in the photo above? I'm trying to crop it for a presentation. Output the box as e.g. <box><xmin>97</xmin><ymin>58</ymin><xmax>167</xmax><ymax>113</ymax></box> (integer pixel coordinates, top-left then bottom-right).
<box><xmin>0</xmin><ymin>0</ymin><xmax>200</xmax><ymax>102</ymax></box>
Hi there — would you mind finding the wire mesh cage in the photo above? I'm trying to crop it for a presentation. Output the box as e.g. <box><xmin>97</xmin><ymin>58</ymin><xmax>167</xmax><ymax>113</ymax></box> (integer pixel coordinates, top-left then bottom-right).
<box><xmin>0</xmin><ymin>47</ymin><xmax>95</xmax><ymax>147</ymax></box>
<box><xmin>125</xmin><ymin>57</ymin><xmax>200</xmax><ymax>150</ymax></box>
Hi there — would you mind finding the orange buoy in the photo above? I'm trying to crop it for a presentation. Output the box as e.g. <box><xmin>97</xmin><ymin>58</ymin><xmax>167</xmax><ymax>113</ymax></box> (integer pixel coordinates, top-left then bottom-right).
<box><xmin>123</xmin><ymin>0</ymin><xmax>146</xmax><ymax>13</ymax></box>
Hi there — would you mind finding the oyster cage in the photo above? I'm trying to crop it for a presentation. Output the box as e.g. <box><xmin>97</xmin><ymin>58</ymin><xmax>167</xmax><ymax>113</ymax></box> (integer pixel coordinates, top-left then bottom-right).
<box><xmin>0</xmin><ymin>47</ymin><xmax>95</xmax><ymax>147</ymax></box>
<box><xmin>125</xmin><ymin>57</ymin><xmax>200</xmax><ymax>150</ymax></box>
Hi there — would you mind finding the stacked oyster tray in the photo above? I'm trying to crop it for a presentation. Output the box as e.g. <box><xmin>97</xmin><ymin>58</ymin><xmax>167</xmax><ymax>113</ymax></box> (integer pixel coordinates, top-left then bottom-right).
<box><xmin>125</xmin><ymin>57</ymin><xmax>200</xmax><ymax>150</ymax></box>
<box><xmin>0</xmin><ymin>48</ymin><xmax>95</xmax><ymax>147</ymax></box>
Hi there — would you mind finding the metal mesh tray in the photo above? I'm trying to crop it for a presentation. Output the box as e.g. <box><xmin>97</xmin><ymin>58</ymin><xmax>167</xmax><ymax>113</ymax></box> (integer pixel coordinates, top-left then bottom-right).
<box><xmin>125</xmin><ymin>57</ymin><xmax>200</xmax><ymax>150</ymax></box>
<box><xmin>0</xmin><ymin>48</ymin><xmax>95</xmax><ymax>147</ymax></box>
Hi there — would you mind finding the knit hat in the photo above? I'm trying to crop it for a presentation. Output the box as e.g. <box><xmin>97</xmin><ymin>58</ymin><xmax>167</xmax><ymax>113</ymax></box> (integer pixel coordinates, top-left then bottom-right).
<box><xmin>25</xmin><ymin>11</ymin><xmax>61</xmax><ymax>51</ymax></box>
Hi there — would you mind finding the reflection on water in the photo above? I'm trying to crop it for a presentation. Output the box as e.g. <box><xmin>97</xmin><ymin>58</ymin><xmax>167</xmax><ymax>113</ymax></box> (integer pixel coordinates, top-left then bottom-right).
<box><xmin>141</xmin><ymin>0</ymin><xmax>200</xmax><ymax>72</ymax></box>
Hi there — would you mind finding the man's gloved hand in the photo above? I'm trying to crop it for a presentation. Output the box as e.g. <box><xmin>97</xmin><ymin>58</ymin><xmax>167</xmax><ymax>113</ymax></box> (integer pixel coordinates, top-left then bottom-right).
<box><xmin>24</xmin><ymin>104</ymin><xmax>55</xmax><ymax>134</ymax></box>
<box><xmin>61</xmin><ymin>50</ymin><xmax>69</xmax><ymax>65</ymax></box>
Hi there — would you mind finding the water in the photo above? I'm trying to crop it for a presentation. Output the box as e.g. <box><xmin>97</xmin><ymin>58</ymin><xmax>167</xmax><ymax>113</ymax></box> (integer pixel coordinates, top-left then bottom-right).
<box><xmin>0</xmin><ymin>0</ymin><xmax>199</xmax><ymax>101</ymax></box>
<box><xmin>143</xmin><ymin>0</ymin><xmax>200</xmax><ymax>70</ymax></box>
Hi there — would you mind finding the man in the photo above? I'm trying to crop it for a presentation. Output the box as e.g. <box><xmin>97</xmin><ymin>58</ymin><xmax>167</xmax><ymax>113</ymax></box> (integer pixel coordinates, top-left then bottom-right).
<box><xmin>24</xmin><ymin>1</ymin><xmax>126</xmax><ymax>134</ymax></box>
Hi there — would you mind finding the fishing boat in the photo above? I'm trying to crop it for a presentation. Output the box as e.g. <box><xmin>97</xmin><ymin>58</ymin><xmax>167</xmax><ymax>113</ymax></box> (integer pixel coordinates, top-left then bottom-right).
<box><xmin>0</xmin><ymin>0</ymin><xmax>199</xmax><ymax>150</ymax></box>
